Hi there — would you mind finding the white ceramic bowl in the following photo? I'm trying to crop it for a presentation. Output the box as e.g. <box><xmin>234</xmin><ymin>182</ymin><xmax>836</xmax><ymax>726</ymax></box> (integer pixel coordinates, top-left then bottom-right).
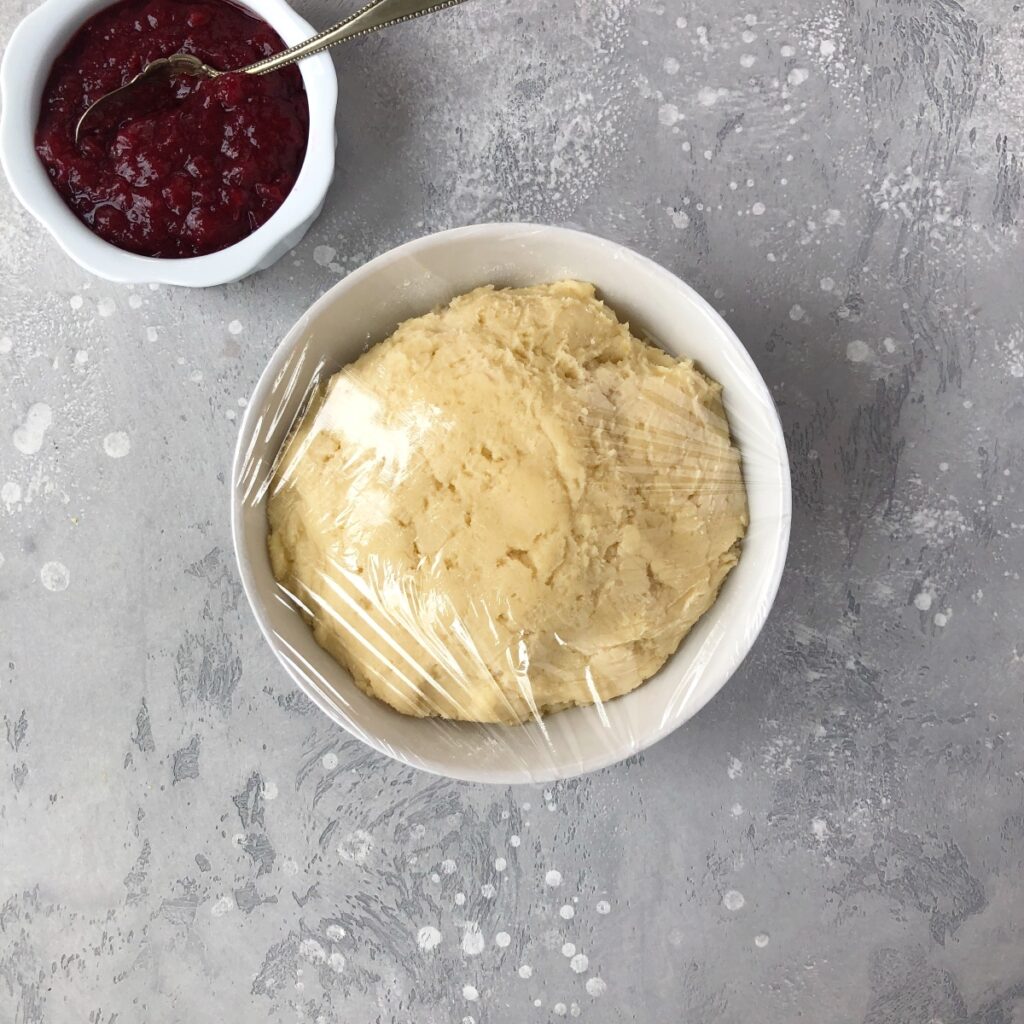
<box><xmin>232</xmin><ymin>224</ymin><xmax>792</xmax><ymax>784</ymax></box>
<box><xmin>0</xmin><ymin>0</ymin><xmax>337</xmax><ymax>287</ymax></box>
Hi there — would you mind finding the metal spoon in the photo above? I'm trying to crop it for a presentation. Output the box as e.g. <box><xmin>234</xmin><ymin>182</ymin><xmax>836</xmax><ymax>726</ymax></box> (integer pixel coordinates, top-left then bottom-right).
<box><xmin>75</xmin><ymin>0</ymin><xmax>472</xmax><ymax>143</ymax></box>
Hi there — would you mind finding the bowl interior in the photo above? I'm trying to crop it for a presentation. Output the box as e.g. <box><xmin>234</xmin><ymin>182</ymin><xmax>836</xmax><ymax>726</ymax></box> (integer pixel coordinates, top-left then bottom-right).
<box><xmin>233</xmin><ymin>224</ymin><xmax>791</xmax><ymax>783</ymax></box>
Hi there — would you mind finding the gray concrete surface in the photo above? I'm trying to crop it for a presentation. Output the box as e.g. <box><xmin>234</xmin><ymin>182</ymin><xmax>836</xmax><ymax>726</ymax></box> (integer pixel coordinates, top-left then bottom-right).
<box><xmin>3</xmin><ymin>0</ymin><xmax>1023</xmax><ymax>1020</ymax></box>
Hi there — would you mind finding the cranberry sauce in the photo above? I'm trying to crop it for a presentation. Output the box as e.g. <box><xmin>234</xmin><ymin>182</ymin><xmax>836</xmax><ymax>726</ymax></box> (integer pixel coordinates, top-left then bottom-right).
<box><xmin>35</xmin><ymin>0</ymin><xmax>309</xmax><ymax>258</ymax></box>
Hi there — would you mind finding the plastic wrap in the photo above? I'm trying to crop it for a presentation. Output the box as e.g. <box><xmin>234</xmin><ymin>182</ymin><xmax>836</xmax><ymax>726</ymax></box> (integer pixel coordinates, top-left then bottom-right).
<box><xmin>233</xmin><ymin>225</ymin><xmax>791</xmax><ymax>783</ymax></box>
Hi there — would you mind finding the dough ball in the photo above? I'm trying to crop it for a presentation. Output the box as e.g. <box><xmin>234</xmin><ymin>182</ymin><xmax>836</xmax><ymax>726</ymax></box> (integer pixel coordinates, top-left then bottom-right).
<box><xmin>267</xmin><ymin>281</ymin><xmax>748</xmax><ymax>724</ymax></box>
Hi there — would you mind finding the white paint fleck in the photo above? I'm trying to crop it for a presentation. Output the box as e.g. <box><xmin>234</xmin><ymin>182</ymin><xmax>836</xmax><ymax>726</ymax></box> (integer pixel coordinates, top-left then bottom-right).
<box><xmin>228</xmin><ymin>319</ymin><xmax>244</xmax><ymax>335</ymax></box>
<box><xmin>103</xmin><ymin>431</ymin><xmax>131</xmax><ymax>459</ymax></box>
<box><xmin>740</xmin><ymin>53</ymin><xmax>756</xmax><ymax>68</ymax></box>
<box><xmin>676</xmin><ymin>16</ymin><xmax>687</xmax><ymax>28</ymax></box>
<box><xmin>210</xmin><ymin>895</ymin><xmax>233</xmax><ymax>917</ymax></box>
<box><xmin>300</xmin><ymin>939</ymin><xmax>326</xmax><ymax>963</ymax></box>
<box><xmin>586</xmin><ymin>977</ymin><xmax>607</xmax><ymax>997</ymax></box>
<box><xmin>668</xmin><ymin>208</ymin><xmax>690</xmax><ymax>229</ymax></box>
<box><xmin>40</xmin><ymin>561</ymin><xmax>70</xmax><ymax>592</ymax></box>
<box><xmin>481</xmin><ymin>883</ymin><xmax>496</xmax><ymax>899</ymax></box>
<box><xmin>883</xmin><ymin>336</ymin><xmax>897</xmax><ymax>353</ymax></box>
<box><xmin>462</xmin><ymin>984</ymin><xmax>479</xmax><ymax>1001</ymax></box>
<box><xmin>462</xmin><ymin>923</ymin><xmax>485</xmax><ymax>956</ymax></box>
<box><xmin>494</xmin><ymin>857</ymin><xmax>507</xmax><ymax>872</ymax></box>
<box><xmin>554</xmin><ymin>1004</ymin><xmax>567</xmax><ymax>1016</ymax></box>
<box><xmin>596</xmin><ymin>900</ymin><xmax>611</xmax><ymax>915</ymax></box>
<box><xmin>262</xmin><ymin>781</ymin><xmax>278</xmax><ymax>800</ymax></box>
<box><xmin>914</xmin><ymin>591</ymin><xmax>934</xmax><ymax>611</ymax></box>
<box><xmin>97</xmin><ymin>297</ymin><xmax>116</xmax><ymax>317</ymax></box>
<box><xmin>742</xmin><ymin>29</ymin><xmax>756</xmax><ymax>44</ymax></box>
<box><xmin>417</xmin><ymin>925</ymin><xmax>442</xmax><ymax>951</ymax></box>
<box><xmin>789</xmin><ymin>305</ymin><xmax>806</xmax><ymax>322</ymax></box>
<box><xmin>939</xmin><ymin>462</ymin><xmax>950</xmax><ymax>472</ymax></box>
<box><xmin>518</xmin><ymin>964</ymin><xmax>533</xmax><ymax>979</ymax></box>
<box><xmin>0</xmin><ymin>337</ymin><xmax>10</xmax><ymax>354</ymax></box>
<box><xmin>846</xmin><ymin>340</ymin><xmax>872</xmax><ymax>363</ymax></box>
<box><xmin>13</xmin><ymin>404</ymin><xmax>53</xmax><ymax>455</ymax></box>
<box><xmin>561</xmin><ymin>942</ymin><xmax>576</xmax><ymax>957</ymax></box>
<box><xmin>744</xmin><ymin>13</ymin><xmax>757</xmax><ymax>25</ymax></box>
<box><xmin>811</xmin><ymin>818</ymin><xmax>829</xmax><ymax>841</ymax></box>
<box><xmin>69</xmin><ymin>295</ymin><xmax>84</xmax><ymax>310</ymax></box>
<box><xmin>570</xmin><ymin>954</ymin><xmax>589</xmax><ymax>973</ymax></box>
<box><xmin>495</xmin><ymin>931</ymin><xmax>511</xmax><ymax>948</ymax></box>
<box><xmin>509</xmin><ymin>835</ymin><xmax>521</xmax><ymax>848</ymax></box>
<box><xmin>146</xmin><ymin>327</ymin><xmax>158</xmax><ymax>343</ymax></box>
<box><xmin>559</xmin><ymin>904</ymin><xmax>575</xmax><ymax>920</ymax></box>
<box><xmin>752</xmin><ymin>202</ymin><xmax>766</xmax><ymax>216</ymax></box>
<box><xmin>934</xmin><ymin>612</ymin><xmax>949</xmax><ymax>627</ymax></box>
<box><xmin>658</xmin><ymin>103</ymin><xmax>681</xmax><ymax>126</ymax></box>
<box><xmin>755</xmin><ymin>933</ymin><xmax>770</xmax><ymax>948</ymax></box>
<box><xmin>780</xmin><ymin>44</ymin><xmax>796</xmax><ymax>57</ymax></box>
<box><xmin>820</xmin><ymin>277</ymin><xmax>835</xmax><ymax>291</ymax></box>
<box><xmin>441</xmin><ymin>858</ymin><xmax>457</xmax><ymax>875</ymax></box>
<box><xmin>697</xmin><ymin>86</ymin><xmax>719</xmax><ymax>107</ymax></box>
<box><xmin>663</xmin><ymin>57</ymin><xmax>680</xmax><ymax>74</ymax></box>
<box><xmin>788</xmin><ymin>67</ymin><xmax>810</xmax><ymax>86</ymax></box>
<box><xmin>727</xmin><ymin>756</ymin><xmax>743</xmax><ymax>779</ymax></box>
<box><xmin>731</xmin><ymin>803</ymin><xmax>744</xmax><ymax>817</ymax></box>
<box><xmin>337</xmin><ymin>829</ymin><xmax>373</xmax><ymax>865</ymax></box>
<box><xmin>128</xmin><ymin>294</ymin><xmax>143</xmax><ymax>309</ymax></box>
<box><xmin>314</xmin><ymin>245</ymin><xmax>337</xmax><ymax>267</ymax></box>
<box><xmin>820</xmin><ymin>39</ymin><xmax>836</xmax><ymax>57</ymax></box>
<box><xmin>545</xmin><ymin>869</ymin><xmax>563</xmax><ymax>887</ymax></box>
<box><xmin>328</xmin><ymin>952</ymin><xmax>345</xmax><ymax>974</ymax></box>
<box><xmin>824</xmin><ymin>208</ymin><xmax>843</xmax><ymax>225</ymax></box>
<box><xmin>723</xmin><ymin>890</ymin><xmax>746</xmax><ymax>911</ymax></box>
<box><xmin>326</xmin><ymin>924</ymin><xmax>346</xmax><ymax>940</ymax></box>
<box><xmin>454</xmin><ymin>892</ymin><xmax>466</xmax><ymax>906</ymax></box>
<box><xmin>75</xmin><ymin>349</ymin><xmax>90</xmax><ymax>366</ymax></box>
<box><xmin>2</xmin><ymin>481</ymin><xmax>21</xmax><ymax>507</ymax></box>
<box><xmin>322</xmin><ymin>752</ymin><xmax>338</xmax><ymax>770</ymax></box>
<box><xmin>280</xmin><ymin>858</ymin><xmax>299</xmax><ymax>876</ymax></box>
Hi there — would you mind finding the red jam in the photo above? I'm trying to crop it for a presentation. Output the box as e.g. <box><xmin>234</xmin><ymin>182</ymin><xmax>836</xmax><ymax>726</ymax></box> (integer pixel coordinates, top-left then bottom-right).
<box><xmin>35</xmin><ymin>0</ymin><xmax>309</xmax><ymax>258</ymax></box>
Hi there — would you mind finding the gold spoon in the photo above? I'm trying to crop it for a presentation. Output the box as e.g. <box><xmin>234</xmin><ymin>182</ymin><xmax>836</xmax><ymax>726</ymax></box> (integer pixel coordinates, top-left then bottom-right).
<box><xmin>75</xmin><ymin>0</ymin><xmax>472</xmax><ymax>143</ymax></box>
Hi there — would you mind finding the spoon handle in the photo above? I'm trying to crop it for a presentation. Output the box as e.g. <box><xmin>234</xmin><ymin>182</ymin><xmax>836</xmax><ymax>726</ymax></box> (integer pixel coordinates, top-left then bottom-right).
<box><xmin>240</xmin><ymin>0</ymin><xmax>474</xmax><ymax>75</ymax></box>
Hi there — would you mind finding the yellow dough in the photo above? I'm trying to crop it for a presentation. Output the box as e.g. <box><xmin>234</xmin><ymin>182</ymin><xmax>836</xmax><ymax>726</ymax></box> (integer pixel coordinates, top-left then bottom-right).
<box><xmin>267</xmin><ymin>281</ymin><xmax>748</xmax><ymax>724</ymax></box>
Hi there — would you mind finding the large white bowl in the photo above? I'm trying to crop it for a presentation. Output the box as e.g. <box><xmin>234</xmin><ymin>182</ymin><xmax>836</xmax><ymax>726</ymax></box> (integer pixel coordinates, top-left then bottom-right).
<box><xmin>0</xmin><ymin>0</ymin><xmax>337</xmax><ymax>287</ymax></box>
<box><xmin>232</xmin><ymin>224</ymin><xmax>791</xmax><ymax>784</ymax></box>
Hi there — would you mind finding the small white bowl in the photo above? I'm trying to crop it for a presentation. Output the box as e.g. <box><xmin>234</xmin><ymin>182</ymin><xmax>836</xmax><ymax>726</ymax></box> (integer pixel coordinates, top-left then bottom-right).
<box><xmin>0</xmin><ymin>0</ymin><xmax>337</xmax><ymax>287</ymax></box>
<box><xmin>232</xmin><ymin>224</ymin><xmax>792</xmax><ymax>784</ymax></box>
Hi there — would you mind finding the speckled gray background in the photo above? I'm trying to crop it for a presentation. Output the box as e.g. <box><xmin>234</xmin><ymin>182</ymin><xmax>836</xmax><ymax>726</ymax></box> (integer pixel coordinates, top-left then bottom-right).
<box><xmin>2</xmin><ymin>0</ymin><xmax>1023</xmax><ymax>1020</ymax></box>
